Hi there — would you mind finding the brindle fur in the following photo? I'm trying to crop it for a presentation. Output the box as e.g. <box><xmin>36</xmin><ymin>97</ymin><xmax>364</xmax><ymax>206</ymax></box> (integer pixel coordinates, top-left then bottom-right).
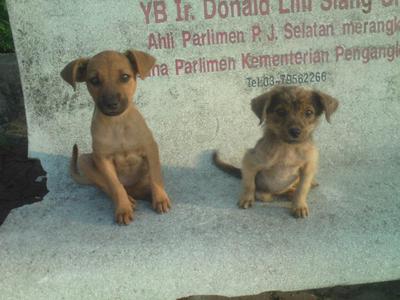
<box><xmin>213</xmin><ymin>86</ymin><xmax>338</xmax><ymax>218</ymax></box>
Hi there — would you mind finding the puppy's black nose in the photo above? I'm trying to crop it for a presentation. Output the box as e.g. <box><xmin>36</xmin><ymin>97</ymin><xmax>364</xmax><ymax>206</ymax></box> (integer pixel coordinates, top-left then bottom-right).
<box><xmin>102</xmin><ymin>95</ymin><xmax>120</xmax><ymax>110</ymax></box>
<box><xmin>106</xmin><ymin>102</ymin><xmax>119</xmax><ymax>110</ymax></box>
<box><xmin>289</xmin><ymin>127</ymin><xmax>301</xmax><ymax>138</ymax></box>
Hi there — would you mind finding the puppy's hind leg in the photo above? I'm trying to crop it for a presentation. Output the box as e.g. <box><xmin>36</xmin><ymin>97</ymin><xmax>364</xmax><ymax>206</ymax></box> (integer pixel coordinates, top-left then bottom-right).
<box><xmin>280</xmin><ymin>177</ymin><xmax>319</xmax><ymax>200</ymax></box>
<box><xmin>311</xmin><ymin>179</ymin><xmax>319</xmax><ymax>188</ymax></box>
<box><xmin>255</xmin><ymin>191</ymin><xmax>273</xmax><ymax>202</ymax></box>
<box><xmin>125</xmin><ymin>174</ymin><xmax>152</xmax><ymax>208</ymax></box>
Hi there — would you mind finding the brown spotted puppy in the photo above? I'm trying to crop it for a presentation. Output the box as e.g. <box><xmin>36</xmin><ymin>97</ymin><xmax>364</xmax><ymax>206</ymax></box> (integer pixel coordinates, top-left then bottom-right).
<box><xmin>213</xmin><ymin>86</ymin><xmax>338</xmax><ymax>218</ymax></box>
<box><xmin>61</xmin><ymin>50</ymin><xmax>171</xmax><ymax>225</ymax></box>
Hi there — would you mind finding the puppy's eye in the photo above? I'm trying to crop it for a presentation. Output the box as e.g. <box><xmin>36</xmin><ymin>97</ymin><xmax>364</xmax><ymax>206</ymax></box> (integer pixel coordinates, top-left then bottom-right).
<box><xmin>89</xmin><ymin>77</ymin><xmax>101</xmax><ymax>86</ymax></box>
<box><xmin>305</xmin><ymin>110</ymin><xmax>314</xmax><ymax>117</ymax></box>
<box><xmin>276</xmin><ymin>109</ymin><xmax>287</xmax><ymax>117</ymax></box>
<box><xmin>121</xmin><ymin>74</ymin><xmax>130</xmax><ymax>83</ymax></box>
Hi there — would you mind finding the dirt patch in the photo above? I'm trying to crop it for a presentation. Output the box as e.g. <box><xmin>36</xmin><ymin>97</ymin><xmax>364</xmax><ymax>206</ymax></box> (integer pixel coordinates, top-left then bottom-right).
<box><xmin>0</xmin><ymin>138</ymin><xmax>48</xmax><ymax>225</ymax></box>
<box><xmin>0</xmin><ymin>52</ymin><xmax>48</xmax><ymax>225</ymax></box>
<box><xmin>179</xmin><ymin>279</ymin><xmax>400</xmax><ymax>300</ymax></box>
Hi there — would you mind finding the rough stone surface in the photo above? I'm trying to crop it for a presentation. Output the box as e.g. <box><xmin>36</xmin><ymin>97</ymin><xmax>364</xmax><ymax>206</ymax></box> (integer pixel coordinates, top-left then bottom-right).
<box><xmin>2</xmin><ymin>0</ymin><xmax>400</xmax><ymax>299</ymax></box>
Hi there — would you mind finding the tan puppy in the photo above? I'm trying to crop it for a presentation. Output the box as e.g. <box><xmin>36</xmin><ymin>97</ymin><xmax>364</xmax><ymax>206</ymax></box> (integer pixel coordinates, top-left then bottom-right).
<box><xmin>61</xmin><ymin>49</ymin><xmax>171</xmax><ymax>225</ymax></box>
<box><xmin>213</xmin><ymin>86</ymin><xmax>338</xmax><ymax>218</ymax></box>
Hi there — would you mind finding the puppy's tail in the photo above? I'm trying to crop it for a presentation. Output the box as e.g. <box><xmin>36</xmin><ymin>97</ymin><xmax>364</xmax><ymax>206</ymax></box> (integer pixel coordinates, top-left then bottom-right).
<box><xmin>212</xmin><ymin>151</ymin><xmax>242</xmax><ymax>179</ymax></box>
<box><xmin>70</xmin><ymin>144</ymin><xmax>91</xmax><ymax>185</ymax></box>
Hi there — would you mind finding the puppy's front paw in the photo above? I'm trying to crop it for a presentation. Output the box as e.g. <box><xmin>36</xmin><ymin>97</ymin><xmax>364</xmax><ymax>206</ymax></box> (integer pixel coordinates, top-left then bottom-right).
<box><xmin>152</xmin><ymin>189</ymin><xmax>171</xmax><ymax>214</ymax></box>
<box><xmin>292</xmin><ymin>203</ymin><xmax>309</xmax><ymax>218</ymax></box>
<box><xmin>239</xmin><ymin>195</ymin><xmax>255</xmax><ymax>209</ymax></box>
<box><xmin>115</xmin><ymin>202</ymin><xmax>134</xmax><ymax>225</ymax></box>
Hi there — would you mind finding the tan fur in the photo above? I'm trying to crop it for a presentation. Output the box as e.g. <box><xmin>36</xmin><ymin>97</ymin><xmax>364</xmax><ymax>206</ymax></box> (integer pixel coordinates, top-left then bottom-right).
<box><xmin>214</xmin><ymin>86</ymin><xmax>338</xmax><ymax>218</ymax></box>
<box><xmin>61</xmin><ymin>50</ymin><xmax>171</xmax><ymax>225</ymax></box>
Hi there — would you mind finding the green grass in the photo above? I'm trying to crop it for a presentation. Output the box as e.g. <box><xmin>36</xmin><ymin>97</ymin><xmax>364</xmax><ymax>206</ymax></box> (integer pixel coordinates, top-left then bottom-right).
<box><xmin>0</xmin><ymin>0</ymin><xmax>14</xmax><ymax>53</ymax></box>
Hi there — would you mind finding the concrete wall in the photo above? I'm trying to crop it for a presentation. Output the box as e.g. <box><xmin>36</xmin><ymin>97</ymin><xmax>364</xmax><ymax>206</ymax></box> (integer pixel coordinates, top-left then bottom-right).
<box><xmin>5</xmin><ymin>0</ymin><xmax>400</xmax><ymax>169</ymax></box>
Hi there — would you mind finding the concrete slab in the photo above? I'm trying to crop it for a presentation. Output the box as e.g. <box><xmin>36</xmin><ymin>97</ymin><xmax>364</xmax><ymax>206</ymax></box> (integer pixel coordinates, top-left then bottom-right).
<box><xmin>2</xmin><ymin>0</ymin><xmax>400</xmax><ymax>299</ymax></box>
<box><xmin>1</xmin><ymin>152</ymin><xmax>399</xmax><ymax>299</ymax></box>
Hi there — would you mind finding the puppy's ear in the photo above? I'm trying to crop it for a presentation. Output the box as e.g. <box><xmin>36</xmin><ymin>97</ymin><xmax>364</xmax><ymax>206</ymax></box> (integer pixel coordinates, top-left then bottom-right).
<box><xmin>251</xmin><ymin>92</ymin><xmax>272</xmax><ymax>124</ymax></box>
<box><xmin>125</xmin><ymin>49</ymin><xmax>156</xmax><ymax>80</ymax></box>
<box><xmin>60</xmin><ymin>58</ymin><xmax>89</xmax><ymax>91</ymax></box>
<box><xmin>312</xmin><ymin>90</ymin><xmax>339</xmax><ymax>123</ymax></box>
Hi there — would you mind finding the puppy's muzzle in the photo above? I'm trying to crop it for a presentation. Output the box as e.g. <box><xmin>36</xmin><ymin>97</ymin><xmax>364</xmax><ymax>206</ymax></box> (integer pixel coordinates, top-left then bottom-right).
<box><xmin>288</xmin><ymin>127</ymin><xmax>301</xmax><ymax>139</ymax></box>
<box><xmin>99</xmin><ymin>94</ymin><xmax>126</xmax><ymax>116</ymax></box>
